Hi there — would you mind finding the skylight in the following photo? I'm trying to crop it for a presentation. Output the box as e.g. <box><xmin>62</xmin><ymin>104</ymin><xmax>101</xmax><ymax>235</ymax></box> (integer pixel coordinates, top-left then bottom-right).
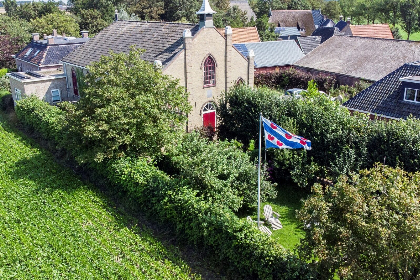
<box><xmin>24</xmin><ymin>48</ymin><xmax>33</xmax><ymax>56</ymax></box>
<box><xmin>33</xmin><ymin>50</ymin><xmax>40</xmax><ymax>56</ymax></box>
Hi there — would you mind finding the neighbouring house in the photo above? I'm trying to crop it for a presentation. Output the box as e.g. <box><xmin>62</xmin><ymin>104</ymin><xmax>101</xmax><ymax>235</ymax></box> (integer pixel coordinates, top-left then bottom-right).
<box><xmin>14</xmin><ymin>30</ymin><xmax>89</xmax><ymax>72</ymax></box>
<box><xmin>334</xmin><ymin>16</ymin><xmax>348</xmax><ymax>31</ymax></box>
<box><xmin>274</xmin><ymin>27</ymin><xmax>302</xmax><ymax>40</ymax></box>
<box><xmin>216</xmin><ymin>26</ymin><xmax>260</xmax><ymax>43</ymax></box>
<box><xmin>62</xmin><ymin>0</ymin><xmax>254</xmax><ymax>131</ymax></box>
<box><xmin>343</xmin><ymin>62</ymin><xmax>420</xmax><ymax>120</ymax></box>
<box><xmin>311</xmin><ymin>26</ymin><xmax>344</xmax><ymax>43</ymax></box>
<box><xmin>229</xmin><ymin>0</ymin><xmax>256</xmax><ymax>21</ymax></box>
<box><xmin>234</xmin><ymin>40</ymin><xmax>304</xmax><ymax>73</ymax></box>
<box><xmin>269</xmin><ymin>10</ymin><xmax>316</xmax><ymax>36</ymax></box>
<box><xmin>8</xmin><ymin>71</ymin><xmax>68</xmax><ymax>104</ymax></box>
<box><xmin>294</xmin><ymin>36</ymin><xmax>420</xmax><ymax>85</ymax></box>
<box><xmin>342</xmin><ymin>23</ymin><xmax>394</xmax><ymax>39</ymax></box>
<box><xmin>295</xmin><ymin>36</ymin><xmax>321</xmax><ymax>54</ymax></box>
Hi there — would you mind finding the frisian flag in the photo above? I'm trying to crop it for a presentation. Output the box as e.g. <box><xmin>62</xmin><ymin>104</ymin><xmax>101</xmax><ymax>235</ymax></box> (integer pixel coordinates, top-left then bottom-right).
<box><xmin>262</xmin><ymin>117</ymin><xmax>311</xmax><ymax>150</ymax></box>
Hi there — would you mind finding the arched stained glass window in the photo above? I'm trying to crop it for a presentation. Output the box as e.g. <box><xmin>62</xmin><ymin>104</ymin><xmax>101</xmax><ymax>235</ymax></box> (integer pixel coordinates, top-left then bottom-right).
<box><xmin>203</xmin><ymin>56</ymin><xmax>215</xmax><ymax>87</ymax></box>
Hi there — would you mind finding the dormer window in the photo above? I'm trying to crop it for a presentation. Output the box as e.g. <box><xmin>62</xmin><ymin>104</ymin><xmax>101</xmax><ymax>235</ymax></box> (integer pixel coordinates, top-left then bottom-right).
<box><xmin>404</xmin><ymin>88</ymin><xmax>420</xmax><ymax>103</ymax></box>
<box><xmin>24</xmin><ymin>48</ymin><xmax>33</xmax><ymax>56</ymax></box>
<box><xmin>203</xmin><ymin>56</ymin><xmax>215</xmax><ymax>87</ymax></box>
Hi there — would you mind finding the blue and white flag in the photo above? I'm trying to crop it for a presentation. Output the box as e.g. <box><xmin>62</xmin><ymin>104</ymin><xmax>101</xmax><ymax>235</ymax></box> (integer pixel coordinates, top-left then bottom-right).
<box><xmin>262</xmin><ymin>117</ymin><xmax>311</xmax><ymax>150</ymax></box>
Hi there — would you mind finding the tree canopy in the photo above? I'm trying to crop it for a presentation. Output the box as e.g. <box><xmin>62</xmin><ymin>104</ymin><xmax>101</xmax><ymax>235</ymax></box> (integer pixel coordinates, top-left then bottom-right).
<box><xmin>298</xmin><ymin>164</ymin><xmax>420</xmax><ymax>279</ymax></box>
<box><xmin>65</xmin><ymin>47</ymin><xmax>191</xmax><ymax>163</ymax></box>
<box><xmin>31</xmin><ymin>12</ymin><xmax>80</xmax><ymax>37</ymax></box>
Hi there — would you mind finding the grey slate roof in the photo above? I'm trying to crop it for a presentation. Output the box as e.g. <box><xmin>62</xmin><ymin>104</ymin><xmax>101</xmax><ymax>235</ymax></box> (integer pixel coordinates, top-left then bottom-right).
<box><xmin>311</xmin><ymin>9</ymin><xmax>325</xmax><ymax>27</ymax></box>
<box><xmin>296</xmin><ymin>36</ymin><xmax>321</xmax><ymax>54</ymax></box>
<box><xmin>275</xmin><ymin>27</ymin><xmax>301</xmax><ymax>36</ymax></box>
<box><xmin>233</xmin><ymin>41</ymin><xmax>304</xmax><ymax>68</ymax></box>
<box><xmin>15</xmin><ymin>37</ymin><xmax>88</xmax><ymax>67</ymax></box>
<box><xmin>311</xmin><ymin>26</ymin><xmax>343</xmax><ymax>43</ymax></box>
<box><xmin>62</xmin><ymin>21</ymin><xmax>199</xmax><ymax>68</ymax></box>
<box><xmin>294</xmin><ymin>36</ymin><xmax>420</xmax><ymax>82</ymax></box>
<box><xmin>230</xmin><ymin>0</ymin><xmax>256</xmax><ymax>20</ymax></box>
<box><xmin>269</xmin><ymin>10</ymin><xmax>316</xmax><ymax>36</ymax></box>
<box><xmin>335</xmin><ymin>20</ymin><xmax>348</xmax><ymax>31</ymax></box>
<box><xmin>321</xmin><ymin>19</ymin><xmax>335</xmax><ymax>27</ymax></box>
<box><xmin>343</xmin><ymin>62</ymin><xmax>420</xmax><ymax>119</ymax></box>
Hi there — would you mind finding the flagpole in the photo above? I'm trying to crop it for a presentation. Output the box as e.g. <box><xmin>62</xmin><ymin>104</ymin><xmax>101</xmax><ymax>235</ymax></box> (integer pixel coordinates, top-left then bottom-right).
<box><xmin>257</xmin><ymin>112</ymin><xmax>262</xmax><ymax>227</ymax></box>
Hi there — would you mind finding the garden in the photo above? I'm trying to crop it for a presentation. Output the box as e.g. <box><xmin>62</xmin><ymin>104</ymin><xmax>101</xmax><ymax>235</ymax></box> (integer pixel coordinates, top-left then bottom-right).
<box><xmin>2</xmin><ymin>47</ymin><xmax>420</xmax><ymax>279</ymax></box>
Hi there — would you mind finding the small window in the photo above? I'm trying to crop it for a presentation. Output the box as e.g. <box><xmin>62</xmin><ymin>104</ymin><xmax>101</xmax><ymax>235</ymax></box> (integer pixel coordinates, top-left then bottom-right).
<box><xmin>203</xmin><ymin>56</ymin><xmax>216</xmax><ymax>87</ymax></box>
<box><xmin>15</xmin><ymin>88</ymin><xmax>21</xmax><ymax>101</ymax></box>
<box><xmin>51</xmin><ymin>89</ymin><xmax>61</xmax><ymax>102</ymax></box>
<box><xmin>24</xmin><ymin>48</ymin><xmax>33</xmax><ymax>56</ymax></box>
<box><xmin>33</xmin><ymin>50</ymin><xmax>40</xmax><ymax>57</ymax></box>
<box><xmin>404</xmin><ymin>88</ymin><xmax>420</xmax><ymax>103</ymax></box>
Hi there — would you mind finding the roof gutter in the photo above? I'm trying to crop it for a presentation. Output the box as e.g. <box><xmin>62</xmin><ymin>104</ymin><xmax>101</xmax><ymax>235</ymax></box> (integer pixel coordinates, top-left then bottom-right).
<box><xmin>343</xmin><ymin>106</ymin><xmax>401</xmax><ymax>121</ymax></box>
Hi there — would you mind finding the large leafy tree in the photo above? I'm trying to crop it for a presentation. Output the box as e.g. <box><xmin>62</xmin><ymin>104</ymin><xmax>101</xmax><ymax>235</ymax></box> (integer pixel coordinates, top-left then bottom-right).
<box><xmin>15</xmin><ymin>1</ymin><xmax>60</xmax><ymax>22</ymax></box>
<box><xmin>298</xmin><ymin>164</ymin><xmax>420</xmax><ymax>279</ymax></box>
<box><xmin>65</xmin><ymin>47</ymin><xmax>191</xmax><ymax>163</ymax></box>
<box><xmin>0</xmin><ymin>15</ymin><xmax>32</xmax><ymax>46</ymax></box>
<box><xmin>69</xmin><ymin>0</ymin><xmax>116</xmax><ymax>23</ymax></box>
<box><xmin>322</xmin><ymin>1</ymin><xmax>342</xmax><ymax>21</ymax></box>
<box><xmin>123</xmin><ymin>0</ymin><xmax>164</xmax><ymax>20</ymax></box>
<box><xmin>31</xmin><ymin>12</ymin><xmax>80</xmax><ymax>37</ymax></box>
<box><xmin>400</xmin><ymin>0</ymin><xmax>420</xmax><ymax>40</ymax></box>
<box><xmin>77</xmin><ymin>9</ymin><xmax>109</xmax><ymax>35</ymax></box>
<box><xmin>161</xmin><ymin>0</ymin><xmax>201</xmax><ymax>23</ymax></box>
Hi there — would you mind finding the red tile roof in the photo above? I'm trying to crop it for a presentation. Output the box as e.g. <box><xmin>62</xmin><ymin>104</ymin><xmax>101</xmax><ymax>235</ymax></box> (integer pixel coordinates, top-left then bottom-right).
<box><xmin>216</xmin><ymin>27</ymin><xmax>260</xmax><ymax>43</ymax></box>
<box><xmin>349</xmin><ymin>24</ymin><xmax>394</xmax><ymax>39</ymax></box>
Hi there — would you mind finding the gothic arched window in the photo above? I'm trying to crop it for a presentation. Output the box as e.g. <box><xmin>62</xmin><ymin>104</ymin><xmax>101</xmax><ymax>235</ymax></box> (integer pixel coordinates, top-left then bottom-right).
<box><xmin>203</xmin><ymin>56</ymin><xmax>216</xmax><ymax>87</ymax></box>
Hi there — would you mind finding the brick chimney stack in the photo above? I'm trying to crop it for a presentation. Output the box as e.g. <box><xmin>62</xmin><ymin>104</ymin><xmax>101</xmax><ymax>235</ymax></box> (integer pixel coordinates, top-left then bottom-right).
<box><xmin>347</xmin><ymin>18</ymin><xmax>351</xmax><ymax>25</ymax></box>
<box><xmin>53</xmin><ymin>29</ymin><xmax>57</xmax><ymax>37</ymax></box>
<box><xmin>47</xmin><ymin>36</ymin><xmax>54</xmax><ymax>44</ymax></box>
<box><xmin>32</xmin><ymin>33</ymin><xmax>39</xmax><ymax>41</ymax></box>
<box><xmin>81</xmin><ymin>30</ymin><xmax>89</xmax><ymax>38</ymax></box>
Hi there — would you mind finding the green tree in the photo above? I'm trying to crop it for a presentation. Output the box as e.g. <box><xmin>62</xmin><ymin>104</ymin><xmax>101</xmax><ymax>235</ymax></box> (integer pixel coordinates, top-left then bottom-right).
<box><xmin>69</xmin><ymin>0</ymin><xmax>116</xmax><ymax>22</ymax></box>
<box><xmin>123</xmin><ymin>0</ymin><xmax>164</xmax><ymax>20</ymax></box>
<box><xmin>31</xmin><ymin>12</ymin><xmax>80</xmax><ymax>37</ymax></box>
<box><xmin>77</xmin><ymin>9</ymin><xmax>108</xmax><ymax>35</ymax></box>
<box><xmin>214</xmin><ymin>5</ymin><xmax>249</xmax><ymax>28</ymax></box>
<box><xmin>322</xmin><ymin>1</ymin><xmax>342</xmax><ymax>21</ymax></box>
<box><xmin>3</xmin><ymin>0</ymin><xmax>17</xmax><ymax>18</ymax></box>
<box><xmin>0</xmin><ymin>15</ymin><xmax>32</xmax><ymax>46</ymax></box>
<box><xmin>161</xmin><ymin>0</ymin><xmax>201</xmax><ymax>23</ymax></box>
<box><xmin>65</xmin><ymin>47</ymin><xmax>191</xmax><ymax>163</ymax></box>
<box><xmin>256</xmin><ymin>14</ymin><xmax>277</xmax><ymax>41</ymax></box>
<box><xmin>298</xmin><ymin>164</ymin><xmax>420</xmax><ymax>279</ymax></box>
<box><xmin>400</xmin><ymin>0</ymin><xmax>420</xmax><ymax>40</ymax></box>
<box><xmin>15</xmin><ymin>1</ymin><xmax>60</xmax><ymax>22</ymax></box>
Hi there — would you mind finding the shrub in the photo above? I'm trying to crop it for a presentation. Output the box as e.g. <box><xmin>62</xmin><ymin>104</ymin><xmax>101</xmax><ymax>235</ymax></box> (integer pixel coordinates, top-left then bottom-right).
<box><xmin>0</xmin><ymin>75</ymin><xmax>10</xmax><ymax>92</ymax></box>
<box><xmin>104</xmin><ymin>157</ymin><xmax>317</xmax><ymax>280</ymax></box>
<box><xmin>255</xmin><ymin>67</ymin><xmax>336</xmax><ymax>92</ymax></box>
<box><xmin>15</xmin><ymin>96</ymin><xmax>67</xmax><ymax>144</ymax></box>
<box><xmin>0</xmin><ymin>90</ymin><xmax>12</xmax><ymax>111</ymax></box>
<box><xmin>298</xmin><ymin>164</ymin><xmax>420</xmax><ymax>279</ymax></box>
<box><xmin>217</xmin><ymin>85</ymin><xmax>420</xmax><ymax>187</ymax></box>
<box><xmin>160</xmin><ymin>131</ymin><xmax>277</xmax><ymax>212</ymax></box>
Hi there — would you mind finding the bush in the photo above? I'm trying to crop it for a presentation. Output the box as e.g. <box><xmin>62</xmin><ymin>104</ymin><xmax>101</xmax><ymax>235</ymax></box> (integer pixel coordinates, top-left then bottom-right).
<box><xmin>298</xmin><ymin>164</ymin><xmax>420</xmax><ymax>279</ymax></box>
<box><xmin>0</xmin><ymin>75</ymin><xmax>10</xmax><ymax>92</ymax></box>
<box><xmin>255</xmin><ymin>67</ymin><xmax>336</xmax><ymax>92</ymax></box>
<box><xmin>0</xmin><ymin>90</ymin><xmax>12</xmax><ymax>111</ymax></box>
<box><xmin>104</xmin><ymin>157</ymin><xmax>317</xmax><ymax>280</ymax></box>
<box><xmin>160</xmin><ymin>131</ymin><xmax>277</xmax><ymax>212</ymax></box>
<box><xmin>15</xmin><ymin>96</ymin><xmax>67</xmax><ymax>144</ymax></box>
<box><xmin>217</xmin><ymin>85</ymin><xmax>420</xmax><ymax>187</ymax></box>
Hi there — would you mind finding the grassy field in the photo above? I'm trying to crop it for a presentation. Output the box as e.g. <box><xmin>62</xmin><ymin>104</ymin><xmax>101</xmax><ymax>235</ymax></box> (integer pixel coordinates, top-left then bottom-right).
<box><xmin>393</xmin><ymin>24</ymin><xmax>420</xmax><ymax>41</ymax></box>
<box><xmin>0</xmin><ymin>112</ymin><xmax>199</xmax><ymax>279</ymax></box>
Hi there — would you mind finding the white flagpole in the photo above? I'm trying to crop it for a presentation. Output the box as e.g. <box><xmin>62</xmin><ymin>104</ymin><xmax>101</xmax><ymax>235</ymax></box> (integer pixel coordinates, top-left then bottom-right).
<box><xmin>257</xmin><ymin>112</ymin><xmax>262</xmax><ymax>227</ymax></box>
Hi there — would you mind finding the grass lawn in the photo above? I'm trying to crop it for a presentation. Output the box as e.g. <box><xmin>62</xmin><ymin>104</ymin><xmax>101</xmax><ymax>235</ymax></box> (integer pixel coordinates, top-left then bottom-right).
<box><xmin>0</xmin><ymin>112</ymin><xmax>199</xmax><ymax>279</ymax></box>
<box><xmin>394</xmin><ymin>24</ymin><xmax>420</xmax><ymax>40</ymax></box>
<box><xmin>251</xmin><ymin>183</ymin><xmax>308</xmax><ymax>252</ymax></box>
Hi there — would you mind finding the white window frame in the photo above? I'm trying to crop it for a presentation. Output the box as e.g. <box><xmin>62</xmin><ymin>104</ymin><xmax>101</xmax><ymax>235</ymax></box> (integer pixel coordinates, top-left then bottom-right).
<box><xmin>404</xmin><ymin>88</ymin><xmax>420</xmax><ymax>103</ymax></box>
<box><xmin>15</xmin><ymin>88</ymin><xmax>21</xmax><ymax>101</ymax></box>
<box><xmin>51</xmin><ymin>89</ymin><xmax>61</xmax><ymax>102</ymax></box>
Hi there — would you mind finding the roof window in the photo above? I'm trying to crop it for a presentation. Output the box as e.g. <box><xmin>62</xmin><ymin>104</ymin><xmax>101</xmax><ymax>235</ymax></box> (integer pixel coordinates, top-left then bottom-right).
<box><xmin>33</xmin><ymin>50</ymin><xmax>40</xmax><ymax>56</ymax></box>
<box><xmin>24</xmin><ymin>48</ymin><xmax>33</xmax><ymax>56</ymax></box>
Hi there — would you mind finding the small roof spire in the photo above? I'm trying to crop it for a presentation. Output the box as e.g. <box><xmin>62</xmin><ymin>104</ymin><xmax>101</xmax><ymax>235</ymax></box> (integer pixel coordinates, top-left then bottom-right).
<box><xmin>196</xmin><ymin>0</ymin><xmax>216</xmax><ymax>15</ymax></box>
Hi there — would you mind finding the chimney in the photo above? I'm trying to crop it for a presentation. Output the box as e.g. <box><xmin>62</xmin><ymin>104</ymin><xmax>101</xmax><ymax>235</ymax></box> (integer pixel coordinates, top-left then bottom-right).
<box><xmin>196</xmin><ymin>0</ymin><xmax>216</xmax><ymax>29</ymax></box>
<box><xmin>225</xmin><ymin>26</ymin><xmax>232</xmax><ymax>92</ymax></box>
<box><xmin>53</xmin><ymin>29</ymin><xmax>57</xmax><ymax>37</ymax></box>
<box><xmin>247</xmin><ymin>49</ymin><xmax>255</xmax><ymax>88</ymax></box>
<box><xmin>62</xmin><ymin>33</ymin><xmax>66</xmax><ymax>38</ymax></box>
<box><xmin>347</xmin><ymin>18</ymin><xmax>351</xmax><ymax>25</ymax></box>
<box><xmin>114</xmin><ymin>9</ymin><xmax>118</xmax><ymax>21</ymax></box>
<box><xmin>47</xmin><ymin>36</ymin><xmax>54</xmax><ymax>45</ymax></box>
<box><xmin>32</xmin><ymin>33</ymin><xmax>39</xmax><ymax>41</ymax></box>
<box><xmin>81</xmin><ymin>30</ymin><xmax>89</xmax><ymax>38</ymax></box>
<box><xmin>339</xmin><ymin>15</ymin><xmax>343</xmax><ymax>21</ymax></box>
<box><xmin>43</xmin><ymin>34</ymin><xmax>47</xmax><ymax>40</ymax></box>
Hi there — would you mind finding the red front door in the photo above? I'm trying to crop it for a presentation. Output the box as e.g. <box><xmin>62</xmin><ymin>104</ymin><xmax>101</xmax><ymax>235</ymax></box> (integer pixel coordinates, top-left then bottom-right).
<box><xmin>203</xmin><ymin>111</ymin><xmax>216</xmax><ymax>131</ymax></box>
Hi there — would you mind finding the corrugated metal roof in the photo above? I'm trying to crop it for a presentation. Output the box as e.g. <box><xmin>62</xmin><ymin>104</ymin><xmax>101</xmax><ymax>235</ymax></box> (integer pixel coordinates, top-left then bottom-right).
<box><xmin>234</xmin><ymin>40</ymin><xmax>304</xmax><ymax>68</ymax></box>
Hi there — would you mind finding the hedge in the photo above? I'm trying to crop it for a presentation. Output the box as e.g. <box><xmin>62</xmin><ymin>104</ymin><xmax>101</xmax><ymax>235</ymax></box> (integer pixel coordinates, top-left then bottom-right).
<box><xmin>13</xmin><ymin>97</ymin><xmax>317</xmax><ymax>279</ymax></box>
<box><xmin>217</xmin><ymin>85</ymin><xmax>420</xmax><ymax>187</ymax></box>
